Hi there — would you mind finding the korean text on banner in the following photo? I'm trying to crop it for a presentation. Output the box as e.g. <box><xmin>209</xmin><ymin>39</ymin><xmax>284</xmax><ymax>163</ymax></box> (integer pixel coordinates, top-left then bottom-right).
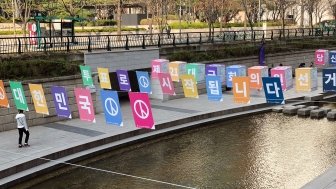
<box><xmin>9</xmin><ymin>81</ymin><xmax>29</xmax><ymax>111</ymax></box>
<box><xmin>248</xmin><ymin>66</ymin><xmax>268</xmax><ymax>89</ymax></box>
<box><xmin>74</xmin><ymin>88</ymin><xmax>96</xmax><ymax>123</ymax></box>
<box><xmin>262</xmin><ymin>77</ymin><xmax>284</xmax><ymax>104</ymax></box>
<box><xmin>116</xmin><ymin>69</ymin><xmax>131</xmax><ymax>91</ymax></box>
<box><xmin>206</xmin><ymin>64</ymin><xmax>226</xmax><ymax>84</ymax></box>
<box><xmin>97</xmin><ymin>67</ymin><xmax>112</xmax><ymax>89</ymax></box>
<box><xmin>232</xmin><ymin>77</ymin><xmax>250</xmax><ymax>104</ymax></box>
<box><xmin>315</xmin><ymin>49</ymin><xmax>328</xmax><ymax>66</ymax></box>
<box><xmin>180</xmin><ymin>74</ymin><xmax>199</xmax><ymax>98</ymax></box>
<box><xmin>295</xmin><ymin>68</ymin><xmax>317</xmax><ymax>92</ymax></box>
<box><xmin>169</xmin><ymin>61</ymin><xmax>187</xmax><ymax>82</ymax></box>
<box><xmin>29</xmin><ymin>84</ymin><xmax>49</xmax><ymax>115</ymax></box>
<box><xmin>226</xmin><ymin>65</ymin><xmax>246</xmax><ymax>88</ymax></box>
<box><xmin>206</xmin><ymin>75</ymin><xmax>223</xmax><ymax>101</ymax></box>
<box><xmin>158</xmin><ymin>73</ymin><xmax>175</xmax><ymax>95</ymax></box>
<box><xmin>80</xmin><ymin>65</ymin><xmax>94</xmax><ymax>86</ymax></box>
<box><xmin>151</xmin><ymin>59</ymin><xmax>169</xmax><ymax>79</ymax></box>
<box><xmin>136</xmin><ymin>71</ymin><xmax>152</xmax><ymax>94</ymax></box>
<box><xmin>0</xmin><ymin>80</ymin><xmax>9</xmax><ymax>108</ymax></box>
<box><xmin>270</xmin><ymin>66</ymin><xmax>293</xmax><ymax>91</ymax></box>
<box><xmin>51</xmin><ymin>86</ymin><xmax>72</xmax><ymax>119</ymax></box>
<box><xmin>100</xmin><ymin>90</ymin><xmax>123</xmax><ymax>126</ymax></box>
<box><xmin>129</xmin><ymin>92</ymin><xmax>155</xmax><ymax>129</ymax></box>
<box><xmin>323</xmin><ymin>67</ymin><xmax>336</xmax><ymax>92</ymax></box>
<box><xmin>329</xmin><ymin>51</ymin><xmax>336</xmax><ymax>65</ymax></box>
<box><xmin>186</xmin><ymin>63</ymin><xmax>205</xmax><ymax>83</ymax></box>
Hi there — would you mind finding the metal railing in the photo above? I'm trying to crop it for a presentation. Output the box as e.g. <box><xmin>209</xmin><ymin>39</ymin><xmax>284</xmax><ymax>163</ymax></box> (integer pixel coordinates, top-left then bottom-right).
<box><xmin>0</xmin><ymin>28</ymin><xmax>334</xmax><ymax>54</ymax></box>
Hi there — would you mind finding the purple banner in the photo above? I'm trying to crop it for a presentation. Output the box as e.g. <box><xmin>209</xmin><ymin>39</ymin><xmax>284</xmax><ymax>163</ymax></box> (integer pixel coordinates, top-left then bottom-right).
<box><xmin>116</xmin><ymin>70</ymin><xmax>131</xmax><ymax>91</ymax></box>
<box><xmin>51</xmin><ymin>86</ymin><xmax>72</xmax><ymax>119</ymax></box>
<box><xmin>205</xmin><ymin>65</ymin><xmax>218</xmax><ymax>76</ymax></box>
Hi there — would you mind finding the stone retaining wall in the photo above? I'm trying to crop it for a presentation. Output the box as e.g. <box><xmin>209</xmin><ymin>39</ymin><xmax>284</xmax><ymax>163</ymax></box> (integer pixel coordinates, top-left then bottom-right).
<box><xmin>0</xmin><ymin>75</ymin><xmax>98</xmax><ymax>131</ymax></box>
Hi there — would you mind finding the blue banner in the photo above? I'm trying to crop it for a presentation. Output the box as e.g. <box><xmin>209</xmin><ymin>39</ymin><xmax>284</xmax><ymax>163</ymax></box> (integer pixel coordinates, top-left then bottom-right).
<box><xmin>136</xmin><ymin>71</ymin><xmax>152</xmax><ymax>94</ymax></box>
<box><xmin>323</xmin><ymin>68</ymin><xmax>336</xmax><ymax>92</ymax></box>
<box><xmin>206</xmin><ymin>75</ymin><xmax>223</xmax><ymax>101</ymax></box>
<box><xmin>262</xmin><ymin>77</ymin><xmax>284</xmax><ymax>104</ymax></box>
<box><xmin>100</xmin><ymin>90</ymin><xmax>123</xmax><ymax>126</ymax></box>
<box><xmin>330</xmin><ymin>51</ymin><xmax>336</xmax><ymax>65</ymax></box>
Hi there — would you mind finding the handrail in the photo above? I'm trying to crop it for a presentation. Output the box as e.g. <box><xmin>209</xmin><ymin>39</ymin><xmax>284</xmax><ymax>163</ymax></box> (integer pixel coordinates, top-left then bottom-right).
<box><xmin>0</xmin><ymin>28</ymin><xmax>332</xmax><ymax>54</ymax></box>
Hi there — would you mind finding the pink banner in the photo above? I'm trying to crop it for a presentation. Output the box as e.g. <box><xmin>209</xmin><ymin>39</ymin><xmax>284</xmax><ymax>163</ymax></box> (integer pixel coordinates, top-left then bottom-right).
<box><xmin>74</xmin><ymin>88</ymin><xmax>96</xmax><ymax>123</ymax></box>
<box><xmin>129</xmin><ymin>92</ymin><xmax>155</xmax><ymax>129</ymax></box>
<box><xmin>315</xmin><ymin>50</ymin><xmax>326</xmax><ymax>66</ymax></box>
<box><xmin>158</xmin><ymin>73</ymin><xmax>175</xmax><ymax>95</ymax></box>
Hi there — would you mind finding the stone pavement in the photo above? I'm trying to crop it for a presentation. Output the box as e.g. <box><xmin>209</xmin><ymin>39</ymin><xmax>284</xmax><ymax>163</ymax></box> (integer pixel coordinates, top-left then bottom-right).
<box><xmin>0</xmin><ymin>73</ymin><xmax>331</xmax><ymax>188</ymax></box>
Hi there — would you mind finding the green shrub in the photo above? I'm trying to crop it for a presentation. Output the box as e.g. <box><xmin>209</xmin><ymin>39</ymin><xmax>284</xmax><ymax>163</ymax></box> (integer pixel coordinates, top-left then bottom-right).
<box><xmin>167</xmin><ymin>15</ymin><xmax>179</xmax><ymax>20</ymax></box>
<box><xmin>169</xmin><ymin>21</ymin><xmax>208</xmax><ymax>29</ymax></box>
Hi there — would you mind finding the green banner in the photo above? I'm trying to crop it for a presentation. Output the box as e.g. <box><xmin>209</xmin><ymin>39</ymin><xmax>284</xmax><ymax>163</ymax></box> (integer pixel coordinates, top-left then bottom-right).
<box><xmin>9</xmin><ymin>81</ymin><xmax>29</xmax><ymax>111</ymax></box>
<box><xmin>80</xmin><ymin>65</ymin><xmax>94</xmax><ymax>86</ymax></box>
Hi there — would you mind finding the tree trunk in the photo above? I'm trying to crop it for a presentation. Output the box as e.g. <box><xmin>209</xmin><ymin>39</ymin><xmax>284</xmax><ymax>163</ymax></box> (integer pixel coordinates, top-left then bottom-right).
<box><xmin>117</xmin><ymin>0</ymin><xmax>122</xmax><ymax>37</ymax></box>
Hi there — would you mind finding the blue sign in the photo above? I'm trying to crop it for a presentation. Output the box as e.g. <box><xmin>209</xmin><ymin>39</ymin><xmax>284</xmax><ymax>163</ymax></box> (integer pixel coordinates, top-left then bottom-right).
<box><xmin>330</xmin><ymin>51</ymin><xmax>336</xmax><ymax>65</ymax></box>
<box><xmin>323</xmin><ymin>67</ymin><xmax>336</xmax><ymax>92</ymax></box>
<box><xmin>262</xmin><ymin>77</ymin><xmax>284</xmax><ymax>104</ymax></box>
<box><xmin>206</xmin><ymin>75</ymin><xmax>223</xmax><ymax>101</ymax></box>
<box><xmin>136</xmin><ymin>71</ymin><xmax>152</xmax><ymax>94</ymax></box>
<box><xmin>226</xmin><ymin>65</ymin><xmax>246</xmax><ymax>88</ymax></box>
<box><xmin>100</xmin><ymin>90</ymin><xmax>123</xmax><ymax>126</ymax></box>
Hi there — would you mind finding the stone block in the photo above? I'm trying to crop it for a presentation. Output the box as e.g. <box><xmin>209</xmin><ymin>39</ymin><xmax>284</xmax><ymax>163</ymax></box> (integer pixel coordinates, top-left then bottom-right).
<box><xmin>283</xmin><ymin>106</ymin><xmax>299</xmax><ymax>115</ymax></box>
<box><xmin>310</xmin><ymin>109</ymin><xmax>325</xmax><ymax>119</ymax></box>
<box><xmin>327</xmin><ymin>111</ymin><xmax>336</xmax><ymax>121</ymax></box>
<box><xmin>295</xmin><ymin>105</ymin><xmax>306</xmax><ymax>109</ymax></box>
<box><xmin>320</xmin><ymin>107</ymin><xmax>332</xmax><ymax>114</ymax></box>
<box><xmin>297</xmin><ymin>108</ymin><xmax>311</xmax><ymax>117</ymax></box>
<box><xmin>304</xmin><ymin>94</ymin><xmax>324</xmax><ymax>101</ymax></box>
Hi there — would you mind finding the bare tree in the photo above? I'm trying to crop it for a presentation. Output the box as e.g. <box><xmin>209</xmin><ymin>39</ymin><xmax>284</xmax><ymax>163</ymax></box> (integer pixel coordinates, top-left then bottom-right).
<box><xmin>241</xmin><ymin>0</ymin><xmax>258</xmax><ymax>33</ymax></box>
<box><xmin>304</xmin><ymin>0</ymin><xmax>320</xmax><ymax>27</ymax></box>
<box><xmin>327</xmin><ymin>0</ymin><xmax>336</xmax><ymax>20</ymax></box>
<box><xmin>195</xmin><ymin>0</ymin><xmax>221</xmax><ymax>40</ymax></box>
<box><xmin>315</xmin><ymin>0</ymin><xmax>328</xmax><ymax>23</ymax></box>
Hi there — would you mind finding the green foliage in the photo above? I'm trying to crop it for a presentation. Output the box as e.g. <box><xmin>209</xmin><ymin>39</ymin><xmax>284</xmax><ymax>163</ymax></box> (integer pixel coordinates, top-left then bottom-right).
<box><xmin>0</xmin><ymin>54</ymin><xmax>81</xmax><ymax>80</ymax></box>
<box><xmin>75</xmin><ymin>27</ymin><xmax>145</xmax><ymax>33</ymax></box>
<box><xmin>75</xmin><ymin>19</ymin><xmax>117</xmax><ymax>27</ymax></box>
<box><xmin>0</xmin><ymin>30</ymin><xmax>24</xmax><ymax>35</ymax></box>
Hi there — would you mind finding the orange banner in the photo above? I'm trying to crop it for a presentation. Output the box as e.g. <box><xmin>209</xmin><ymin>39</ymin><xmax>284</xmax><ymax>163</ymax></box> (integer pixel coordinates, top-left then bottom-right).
<box><xmin>29</xmin><ymin>84</ymin><xmax>49</xmax><ymax>115</ymax></box>
<box><xmin>0</xmin><ymin>80</ymin><xmax>9</xmax><ymax>108</ymax></box>
<box><xmin>232</xmin><ymin>77</ymin><xmax>250</xmax><ymax>104</ymax></box>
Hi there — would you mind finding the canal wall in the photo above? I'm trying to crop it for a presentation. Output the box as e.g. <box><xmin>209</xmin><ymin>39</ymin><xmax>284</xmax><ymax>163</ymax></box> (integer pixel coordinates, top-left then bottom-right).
<box><xmin>0</xmin><ymin>75</ymin><xmax>98</xmax><ymax>131</ymax></box>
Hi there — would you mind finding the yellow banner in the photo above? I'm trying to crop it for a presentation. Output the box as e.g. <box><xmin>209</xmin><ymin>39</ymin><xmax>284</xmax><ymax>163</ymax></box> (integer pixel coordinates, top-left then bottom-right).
<box><xmin>295</xmin><ymin>68</ymin><xmax>311</xmax><ymax>92</ymax></box>
<box><xmin>169</xmin><ymin>62</ymin><xmax>180</xmax><ymax>82</ymax></box>
<box><xmin>232</xmin><ymin>77</ymin><xmax>250</xmax><ymax>104</ymax></box>
<box><xmin>180</xmin><ymin>74</ymin><xmax>199</xmax><ymax>98</ymax></box>
<box><xmin>29</xmin><ymin>84</ymin><xmax>49</xmax><ymax>115</ymax></box>
<box><xmin>97</xmin><ymin>67</ymin><xmax>112</xmax><ymax>89</ymax></box>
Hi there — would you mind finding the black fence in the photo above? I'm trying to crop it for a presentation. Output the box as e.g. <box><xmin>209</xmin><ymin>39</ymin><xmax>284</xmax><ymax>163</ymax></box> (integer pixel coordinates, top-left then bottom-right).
<box><xmin>0</xmin><ymin>28</ymin><xmax>334</xmax><ymax>54</ymax></box>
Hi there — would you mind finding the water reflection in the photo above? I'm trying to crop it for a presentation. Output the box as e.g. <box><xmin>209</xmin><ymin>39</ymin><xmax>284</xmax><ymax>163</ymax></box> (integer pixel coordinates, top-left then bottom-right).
<box><xmin>25</xmin><ymin>113</ymin><xmax>336</xmax><ymax>189</ymax></box>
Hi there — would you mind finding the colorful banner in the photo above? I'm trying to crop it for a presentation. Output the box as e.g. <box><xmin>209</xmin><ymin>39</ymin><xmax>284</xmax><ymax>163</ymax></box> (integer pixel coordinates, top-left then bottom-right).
<box><xmin>100</xmin><ymin>90</ymin><xmax>123</xmax><ymax>126</ymax></box>
<box><xmin>9</xmin><ymin>81</ymin><xmax>28</xmax><ymax>111</ymax></box>
<box><xmin>74</xmin><ymin>88</ymin><xmax>96</xmax><ymax>123</ymax></box>
<box><xmin>248</xmin><ymin>66</ymin><xmax>268</xmax><ymax>89</ymax></box>
<box><xmin>270</xmin><ymin>66</ymin><xmax>293</xmax><ymax>91</ymax></box>
<box><xmin>186</xmin><ymin>63</ymin><xmax>205</xmax><ymax>83</ymax></box>
<box><xmin>116</xmin><ymin>69</ymin><xmax>131</xmax><ymax>91</ymax></box>
<box><xmin>295</xmin><ymin>68</ymin><xmax>317</xmax><ymax>92</ymax></box>
<box><xmin>323</xmin><ymin>67</ymin><xmax>336</xmax><ymax>92</ymax></box>
<box><xmin>129</xmin><ymin>92</ymin><xmax>155</xmax><ymax>129</ymax></box>
<box><xmin>136</xmin><ymin>71</ymin><xmax>152</xmax><ymax>94</ymax></box>
<box><xmin>29</xmin><ymin>84</ymin><xmax>49</xmax><ymax>115</ymax></box>
<box><xmin>51</xmin><ymin>86</ymin><xmax>72</xmax><ymax>119</ymax></box>
<box><xmin>315</xmin><ymin>49</ymin><xmax>328</xmax><ymax>66</ymax></box>
<box><xmin>158</xmin><ymin>73</ymin><xmax>175</xmax><ymax>95</ymax></box>
<box><xmin>206</xmin><ymin>64</ymin><xmax>226</xmax><ymax>84</ymax></box>
<box><xmin>169</xmin><ymin>61</ymin><xmax>187</xmax><ymax>82</ymax></box>
<box><xmin>0</xmin><ymin>80</ymin><xmax>9</xmax><ymax>108</ymax></box>
<box><xmin>232</xmin><ymin>77</ymin><xmax>250</xmax><ymax>104</ymax></box>
<box><xmin>80</xmin><ymin>65</ymin><xmax>94</xmax><ymax>86</ymax></box>
<box><xmin>262</xmin><ymin>77</ymin><xmax>284</xmax><ymax>104</ymax></box>
<box><xmin>329</xmin><ymin>51</ymin><xmax>336</xmax><ymax>65</ymax></box>
<box><xmin>206</xmin><ymin>75</ymin><xmax>223</xmax><ymax>101</ymax></box>
<box><xmin>226</xmin><ymin>65</ymin><xmax>246</xmax><ymax>88</ymax></box>
<box><xmin>28</xmin><ymin>22</ymin><xmax>37</xmax><ymax>45</ymax></box>
<box><xmin>97</xmin><ymin>67</ymin><xmax>111</xmax><ymax>89</ymax></box>
<box><xmin>180</xmin><ymin>74</ymin><xmax>199</xmax><ymax>98</ymax></box>
<box><xmin>151</xmin><ymin>59</ymin><xmax>169</xmax><ymax>79</ymax></box>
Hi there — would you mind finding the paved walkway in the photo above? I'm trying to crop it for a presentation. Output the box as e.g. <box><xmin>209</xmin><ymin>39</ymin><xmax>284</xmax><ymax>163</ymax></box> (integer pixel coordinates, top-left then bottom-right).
<box><xmin>0</xmin><ymin>74</ymin><xmax>331</xmax><ymax>188</ymax></box>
